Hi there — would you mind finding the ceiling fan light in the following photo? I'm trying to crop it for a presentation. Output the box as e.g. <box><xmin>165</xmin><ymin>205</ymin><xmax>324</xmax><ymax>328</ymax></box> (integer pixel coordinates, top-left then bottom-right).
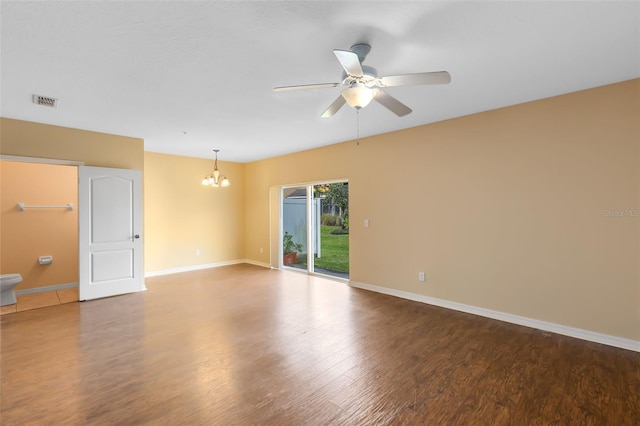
<box><xmin>342</xmin><ymin>85</ymin><xmax>374</xmax><ymax>109</ymax></box>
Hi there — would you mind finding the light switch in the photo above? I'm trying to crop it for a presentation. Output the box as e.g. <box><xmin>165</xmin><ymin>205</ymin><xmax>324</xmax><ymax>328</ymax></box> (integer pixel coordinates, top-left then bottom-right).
<box><xmin>364</xmin><ymin>219</ymin><xmax>369</xmax><ymax>228</ymax></box>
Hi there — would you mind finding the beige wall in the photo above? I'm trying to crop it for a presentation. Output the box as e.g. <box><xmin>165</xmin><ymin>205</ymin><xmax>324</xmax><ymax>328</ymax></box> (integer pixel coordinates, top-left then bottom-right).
<box><xmin>244</xmin><ymin>79</ymin><xmax>639</xmax><ymax>341</ymax></box>
<box><xmin>0</xmin><ymin>161</ymin><xmax>78</xmax><ymax>290</ymax></box>
<box><xmin>1</xmin><ymin>81</ymin><xmax>637</xmax><ymax>341</ymax></box>
<box><xmin>0</xmin><ymin>118</ymin><xmax>144</xmax><ymax>169</ymax></box>
<box><xmin>143</xmin><ymin>152</ymin><xmax>245</xmax><ymax>273</ymax></box>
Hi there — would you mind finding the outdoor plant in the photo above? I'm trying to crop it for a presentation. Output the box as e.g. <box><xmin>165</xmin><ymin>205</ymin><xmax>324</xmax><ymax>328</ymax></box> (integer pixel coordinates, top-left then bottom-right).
<box><xmin>329</xmin><ymin>215</ymin><xmax>349</xmax><ymax>234</ymax></box>
<box><xmin>321</xmin><ymin>214</ymin><xmax>343</xmax><ymax>227</ymax></box>
<box><xmin>330</xmin><ymin>227</ymin><xmax>349</xmax><ymax>235</ymax></box>
<box><xmin>283</xmin><ymin>231</ymin><xmax>303</xmax><ymax>254</ymax></box>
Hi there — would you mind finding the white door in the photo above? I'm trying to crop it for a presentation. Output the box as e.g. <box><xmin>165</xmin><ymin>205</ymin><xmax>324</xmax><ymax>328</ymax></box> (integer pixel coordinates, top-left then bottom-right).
<box><xmin>79</xmin><ymin>166</ymin><xmax>144</xmax><ymax>301</ymax></box>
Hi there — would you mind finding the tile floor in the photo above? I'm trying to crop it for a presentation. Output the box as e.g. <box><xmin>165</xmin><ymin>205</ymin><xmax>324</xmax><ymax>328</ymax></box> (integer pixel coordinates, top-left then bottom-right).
<box><xmin>0</xmin><ymin>287</ymin><xmax>79</xmax><ymax>315</ymax></box>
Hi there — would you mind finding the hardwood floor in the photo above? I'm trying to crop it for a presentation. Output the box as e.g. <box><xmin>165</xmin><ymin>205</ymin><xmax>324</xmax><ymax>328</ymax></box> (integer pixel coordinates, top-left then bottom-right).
<box><xmin>1</xmin><ymin>264</ymin><xmax>638</xmax><ymax>425</ymax></box>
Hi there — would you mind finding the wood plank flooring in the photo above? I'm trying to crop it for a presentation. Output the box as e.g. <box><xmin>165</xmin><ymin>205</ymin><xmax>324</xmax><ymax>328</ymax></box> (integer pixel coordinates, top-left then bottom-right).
<box><xmin>1</xmin><ymin>264</ymin><xmax>638</xmax><ymax>425</ymax></box>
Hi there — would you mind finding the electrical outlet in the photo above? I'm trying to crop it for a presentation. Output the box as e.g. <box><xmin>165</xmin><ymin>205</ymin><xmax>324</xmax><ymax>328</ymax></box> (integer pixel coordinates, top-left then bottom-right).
<box><xmin>196</xmin><ymin>249</ymin><xmax>201</xmax><ymax>256</ymax></box>
<box><xmin>418</xmin><ymin>272</ymin><xmax>425</xmax><ymax>282</ymax></box>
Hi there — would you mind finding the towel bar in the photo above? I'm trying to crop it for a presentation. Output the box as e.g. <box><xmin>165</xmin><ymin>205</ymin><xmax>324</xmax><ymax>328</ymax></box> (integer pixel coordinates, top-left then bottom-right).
<box><xmin>17</xmin><ymin>203</ymin><xmax>74</xmax><ymax>211</ymax></box>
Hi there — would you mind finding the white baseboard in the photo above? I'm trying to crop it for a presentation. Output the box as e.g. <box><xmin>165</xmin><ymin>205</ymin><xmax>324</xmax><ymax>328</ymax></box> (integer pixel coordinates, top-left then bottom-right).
<box><xmin>144</xmin><ymin>260</ymin><xmax>244</xmax><ymax>277</ymax></box>
<box><xmin>15</xmin><ymin>282</ymin><xmax>78</xmax><ymax>295</ymax></box>
<box><xmin>242</xmin><ymin>259</ymin><xmax>271</xmax><ymax>269</ymax></box>
<box><xmin>349</xmin><ymin>281</ymin><xmax>640</xmax><ymax>353</ymax></box>
<box><xmin>144</xmin><ymin>259</ymin><xmax>270</xmax><ymax>278</ymax></box>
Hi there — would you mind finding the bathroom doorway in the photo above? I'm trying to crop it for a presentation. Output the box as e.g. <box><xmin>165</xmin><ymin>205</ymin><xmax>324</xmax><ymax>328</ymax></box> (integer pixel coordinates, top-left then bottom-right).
<box><xmin>0</xmin><ymin>159</ymin><xmax>80</xmax><ymax>312</ymax></box>
<box><xmin>0</xmin><ymin>157</ymin><xmax>145</xmax><ymax>313</ymax></box>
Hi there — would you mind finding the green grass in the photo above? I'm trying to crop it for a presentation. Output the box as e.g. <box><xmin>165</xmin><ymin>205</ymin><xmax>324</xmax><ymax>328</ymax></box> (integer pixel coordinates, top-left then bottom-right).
<box><xmin>313</xmin><ymin>225</ymin><xmax>349</xmax><ymax>273</ymax></box>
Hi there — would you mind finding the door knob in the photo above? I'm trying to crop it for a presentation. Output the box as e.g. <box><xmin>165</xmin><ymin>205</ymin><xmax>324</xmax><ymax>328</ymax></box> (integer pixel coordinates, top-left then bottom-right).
<box><xmin>134</xmin><ymin>234</ymin><xmax>140</xmax><ymax>239</ymax></box>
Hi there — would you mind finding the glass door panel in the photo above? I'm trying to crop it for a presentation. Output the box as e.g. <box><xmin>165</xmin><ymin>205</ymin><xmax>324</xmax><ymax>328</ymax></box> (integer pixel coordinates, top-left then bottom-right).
<box><xmin>281</xmin><ymin>186</ymin><xmax>307</xmax><ymax>271</ymax></box>
<box><xmin>312</xmin><ymin>183</ymin><xmax>349</xmax><ymax>279</ymax></box>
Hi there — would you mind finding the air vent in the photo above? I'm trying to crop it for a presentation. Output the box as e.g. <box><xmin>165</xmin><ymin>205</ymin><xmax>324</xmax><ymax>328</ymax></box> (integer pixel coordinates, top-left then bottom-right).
<box><xmin>32</xmin><ymin>94</ymin><xmax>59</xmax><ymax>108</ymax></box>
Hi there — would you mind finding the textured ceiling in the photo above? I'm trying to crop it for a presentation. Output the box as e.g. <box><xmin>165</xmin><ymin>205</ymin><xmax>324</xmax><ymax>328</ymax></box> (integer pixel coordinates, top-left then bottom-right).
<box><xmin>1</xmin><ymin>1</ymin><xmax>638</xmax><ymax>163</ymax></box>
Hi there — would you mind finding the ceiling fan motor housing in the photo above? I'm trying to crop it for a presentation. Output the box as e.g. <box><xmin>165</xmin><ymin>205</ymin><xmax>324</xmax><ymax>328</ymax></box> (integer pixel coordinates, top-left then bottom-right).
<box><xmin>342</xmin><ymin>65</ymin><xmax>378</xmax><ymax>86</ymax></box>
<box><xmin>350</xmin><ymin>43</ymin><xmax>371</xmax><ymax>63</ymax></box>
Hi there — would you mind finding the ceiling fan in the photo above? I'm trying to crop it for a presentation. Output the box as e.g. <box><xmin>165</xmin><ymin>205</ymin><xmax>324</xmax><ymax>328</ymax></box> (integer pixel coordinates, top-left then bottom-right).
<box><xmin>274</xmin><ymin>43</ymin><xmax>451</xmax><ymax>118</ymax></box>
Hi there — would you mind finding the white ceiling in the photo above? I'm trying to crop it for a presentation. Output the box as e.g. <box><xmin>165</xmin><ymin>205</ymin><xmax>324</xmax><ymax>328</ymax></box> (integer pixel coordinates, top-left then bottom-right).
<box><xmin>1</xmin><ymin>1</ymin><xmax>638</xmax><ymax>163</ymax></box>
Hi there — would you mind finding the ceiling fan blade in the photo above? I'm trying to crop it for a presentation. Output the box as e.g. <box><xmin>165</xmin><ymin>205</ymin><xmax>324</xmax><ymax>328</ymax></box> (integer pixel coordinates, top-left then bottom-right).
<box><xmin>274</xmin><ymin>83</ymin><xmax>340</xmax><ymax>92</ymax></box>
<box><xmin>333</xmin><ymin>50</ymin><xmax>363</xmax><ymax>77</ymax></box>
<box><xmin>380</xmin><ymin>71</ymin><xmax>451</xmax><ymax>87</ymax></box>
<box><xmin>374</xmin><ymin>90</ymin><xmax>412</xmax><ymax>117</ymax></box>
<box><xmin>321</xmin><ymin>95</ymin><xmax>346</xmax><ymax>118</ymax></box>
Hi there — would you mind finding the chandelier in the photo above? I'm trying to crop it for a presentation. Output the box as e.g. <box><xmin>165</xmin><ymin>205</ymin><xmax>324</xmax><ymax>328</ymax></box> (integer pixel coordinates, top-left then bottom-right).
<box><xmin>201</xmin><ymin>149</ymin><xmax>230</xmax><ymax>187</ymax></box>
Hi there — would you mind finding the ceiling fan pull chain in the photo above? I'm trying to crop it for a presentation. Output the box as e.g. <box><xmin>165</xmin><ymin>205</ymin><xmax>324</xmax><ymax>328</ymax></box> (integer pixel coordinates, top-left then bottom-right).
<box><xmin>356</xmin><ymin>109</ymin><xmax>360</xmax><ymax>145</ymax></box>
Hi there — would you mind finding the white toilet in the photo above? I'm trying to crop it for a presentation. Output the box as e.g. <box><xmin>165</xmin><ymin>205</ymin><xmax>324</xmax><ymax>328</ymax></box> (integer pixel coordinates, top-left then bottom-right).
<box><xmin>0</xmin><ymin>274</ymin><xmax>22</xmax><ymax>306</ymax></box>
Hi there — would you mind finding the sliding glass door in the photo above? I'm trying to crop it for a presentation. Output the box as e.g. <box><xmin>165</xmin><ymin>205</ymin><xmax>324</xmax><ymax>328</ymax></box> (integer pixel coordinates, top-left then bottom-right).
<box><xmin>281</xmin><ymin>182</ymin><xmax>349</xmax><ymax>279</ymax></box>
